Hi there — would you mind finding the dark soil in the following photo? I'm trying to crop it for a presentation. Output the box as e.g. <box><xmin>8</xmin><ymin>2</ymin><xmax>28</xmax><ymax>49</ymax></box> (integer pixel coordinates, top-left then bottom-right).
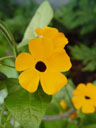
<box><xmin>70</xmin><ymin>60</ymin><xmax>96</xmax><ymax>86</ymax></box>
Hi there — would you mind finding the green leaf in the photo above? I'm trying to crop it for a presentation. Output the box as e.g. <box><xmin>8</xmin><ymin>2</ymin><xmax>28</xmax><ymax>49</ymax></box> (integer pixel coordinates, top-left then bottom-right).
<box><xmin>0</xmin><ymin>80</ymin><xmax>6</xmax><ymax>90</ymax></box>
<box><xmin>43</xmin><ymin>120</ymin><xmax>68</xmax><ymax>128</ymax></box>
<box><xmin>43</xmin><ymin>120</ymin><xmax>77</xmax><ymax>128</ymax></box>
<box><xmin>69</xmin><ymin>43</ymin><xmax>96</xmax><ymax>72</ymax></box>
<box><xmin>0</xmin><ymin>72</ymin><xmax>7</xmax><ymax>90</ymax></box>
<box><xmin>66</xmin><ymin>121</ymin><xmax>77</xmax><ymax>128</ymax></box>
<box><xmin>0</xmin><ymin>20</ymin><xmax>17</xmax><ymax>57</ymax></box>
<box><xmin>0</xmin><ymin>88</ymin><xmax>8</xmax><ymax>104</ymax></box>
<box><xmin>0</xmin><ymin>72</ymin><xmax>7</xmax><ymax>80</ymax></box>
<box><xmin>78</xmin><ymin>111</ymin><xmax>96</xmax><ymax>126</ymax></box>
<box><xmin>0</xmin><ymin>59</ymin><xmax>18</xmax><ymax>78</ymax></box>
<box><xmin>5</xmin><ymin>78</ymin><xmax>52</xmax><ymax>128</ymax></box>
<box><xmin>54</xmin><ymin>0</ymin><xmax>96</xmax><ymax>34</ymax></box>
<box><xmin>18</xmin><ymin>1</ymin><xmax>53</xmax><ymax>48</ymax></box>
<box><xmin>84</xmin><ymin>124</ymin><xmax>96</xmax><ymax>128</ymax></box>
<box><xmin>0</xmin><ymin>56</ymin><xmax>14</xmax><ymax>62</ymax></box>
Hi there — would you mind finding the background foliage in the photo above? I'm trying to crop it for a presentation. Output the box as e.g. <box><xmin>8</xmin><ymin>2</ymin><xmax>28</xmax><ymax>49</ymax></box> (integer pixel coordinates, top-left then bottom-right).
<box><xmin>0</xmin><ymin>0</ymin><xmax>96</xmax><ymax>128</ymax></box>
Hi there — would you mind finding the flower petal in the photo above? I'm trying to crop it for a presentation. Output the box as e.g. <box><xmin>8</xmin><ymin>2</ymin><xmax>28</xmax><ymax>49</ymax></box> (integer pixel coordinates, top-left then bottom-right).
<box><xmin>35</xmin><ymin>26</ymin><xmax>68</xmax><ymax>50</ymax></box>
<box><xmin>29</xmin><ymin>38</ymin><xmax>54</xmax><ymax>60</ymax></box>
<box><xmin>47</xmin><ymin>50</ymin><xmax>72</xmax><ymax>72</ymax></box>
<box><xmin>54</xmin><ymin>33</ymin><xmax>68</xmax><ymax>51</ymax></box>
<box><xmin>81</xmin><ymin>101</ymin><xmax>95</xmax><ymax>113</ymax></box>
<box><xmin>35</xmin><ymin>27</ymin><xmax>43</xmax><ymax>36</ymax></box>
<box><xmin>35</xmin><ymin>26</ymin><xmax>58</xmax><ymax>38</ymax></box>
<box><xmin>60</xmin><ymin>100</ymin><xmax>67</xmax><ymax>110</ymax></box>
<box><xmin>40</xmin><ymin>71</ymin><xmax>68</xmax><ymax>95</ymax></box>
<box><xmin>72</xmin><ymin>96</ymin><xmax>83</xmax><ymax>109</ymax></box>
<box><xmin>73</xmin><ymin>83</ymin><xmax>86</xmax><ymax>96</ymax></box>
<box><xmin>19</xmin><ymin>69</ymin><xmax>39</xmax><ymax>93</ymax></box>
<box><xmin>42</xmin><ymin>26</ymin><xmax>58</xmax><ymax>38</ymax></box>
<box><xmin>86</xmin><ymin>83</ymin><xmax>96</xmax><ymax>99</ymax></box>
<box><xmin>15</xmin><ymin>52</ymin><xmax>35</xmax><ymax>71</ymax></box>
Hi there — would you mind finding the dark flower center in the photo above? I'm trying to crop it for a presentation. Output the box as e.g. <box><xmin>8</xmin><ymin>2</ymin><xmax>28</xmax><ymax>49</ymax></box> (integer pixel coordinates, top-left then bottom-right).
<box><xmin>85</xmin><ymin>96</ymin><xmax>90</xmax><ymax>100</ymax></box>
<box><xmin>35</xmin><ymin>61</ymin><xmax>46</xmax><ymax>72</ymax></box>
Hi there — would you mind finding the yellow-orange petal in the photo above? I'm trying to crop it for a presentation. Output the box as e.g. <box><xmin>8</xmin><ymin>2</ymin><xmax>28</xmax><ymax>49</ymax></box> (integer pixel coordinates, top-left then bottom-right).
<box><xmin>40</xmin><ymin>71</ymin><xmax>68</xmax><ymax>95</ymax></box>
<box><xmin>81</xmin><ymin>101</ymin><xmax>95</xmax><ymax>114</ymax></box>
<box><xmin>15</xmin><ymin>52</ymin><xmax>35</xmax><ymax>71</ymax></box>
<box><xmin>35</xmin><ymin>26</ymin><xmax>68</xmax><ymax>50</ymax></box>
<box><xmin>54</xmin><ymin>33</ymin><xmax>68</xmax><ymax>51</ymax></box>
<box><xmin>47</xmin><ymin>50</ymin><xmax>72</xmax><ymax>72</ymax></box>
<box><xmin>72</xmin><ymin>96</ymin><xmax>83</xmax><ymax>109</ymax></box>
<box><xmin>86</xmin><ymin>83</ymin><xmax>96</xmax><ymax>99</ymax></box>
<box><xmin>35</xmin><ymin>27</ymin><xmax>43</xmax><ymax>36</ymax></box>
<box><xmin>87</xmin><ymin>83</ymin><xmax>96</xmax><ymax>93</ymax></box>
<box><xmin>60</xmin><ymin>100</ymin><xmax>67</xmax><ymax>110</ymax></box>
<box><xmin>35</xmin><ymin>26</ymin><xmax>59</xmax><ymax>39</ymax></box>
<box><xmin>42</xmin><ymin>26</ymin><xmax>58</xmax><ymax>39</ymax></box>
<box><xmin>73</xmin><ymin>83</ymin><xmax>86</xmax><ymax>96</ymax></box>
<box><xmin>29</xmin><ymin>38</ymin><xmax>54</xmax><ymax>60</ymax></box>
<box><xmin>19</xmin><ymin>69</ymin><xmax>39</xmax><ymax>93</ymax></box>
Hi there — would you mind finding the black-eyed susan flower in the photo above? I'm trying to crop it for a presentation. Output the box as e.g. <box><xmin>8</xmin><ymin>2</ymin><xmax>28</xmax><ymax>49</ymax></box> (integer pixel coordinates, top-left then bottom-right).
<box><xmin>15</xmin><ymin>28</ymin><xmax>71</xmax><ymax>95</ymax></box>
<box><xmin>35</xmin><ymin>26</ymin><xmax>68</xmax><ymax>51</ymax></box>
<box><xmin>60</xmin><ymin>99</ymin><xmax>67</xmax><ymax>110</ymax></box>
<box><xmin>72</xmin><ymin>83</ymin><xmax>96</xmax><ymax>113</ymax></box>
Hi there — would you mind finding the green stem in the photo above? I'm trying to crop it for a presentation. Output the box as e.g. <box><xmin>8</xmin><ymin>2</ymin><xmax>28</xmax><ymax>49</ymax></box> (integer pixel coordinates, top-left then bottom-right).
<box><xmin>0</xmin><ymin>62</ymin><xmax>15</xmax><ymax>68</ymax></box>
<box><xmin>53</xmin><ymin>97</ymin><xmax>63</xmax><ymax>111</ymax></box>
<box><xmin>0</xmin><ymin>56</ymin><xmax>14</xmax><ymax>61</ymax></box>
<box><xmin>0</xmin><ymin>20</ymin><xmax>18</xmax><ymax>57</ymax></box>
<box><xmin>3</xmin><ymin>113</ymin><xmax>11</xmax><ymax>128</ymax></box>
<box><xmin>0</xmin><ymin>102</ymin><xmax>5</xmax><ymax>126</ymax></box>
<box><xmin>65</xmin><ymin>86</ymin><xmax>73</xmax><ymax>106</ymax></box>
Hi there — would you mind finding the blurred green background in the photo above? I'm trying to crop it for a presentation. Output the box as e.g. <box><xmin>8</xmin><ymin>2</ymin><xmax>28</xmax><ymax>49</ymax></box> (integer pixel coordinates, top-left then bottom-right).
<box><xmin>0</xmin><ymin>0</ymin><xmax>96</xmax><ymax>128</ymax></box>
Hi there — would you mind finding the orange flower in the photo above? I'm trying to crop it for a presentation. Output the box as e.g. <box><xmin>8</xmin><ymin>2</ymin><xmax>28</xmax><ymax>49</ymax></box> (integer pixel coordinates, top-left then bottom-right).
<box><xmin>60</xmin><ymin>99</ymin><xmax>67</xmax><ymax>110</ymax></box>
<box><xmin>35</xmin><ymin>26</ymin><xmax>68</xmax><ymax>51</ymax></box>
<box><xmin>15</xmin><ymin>27</ymin><xmax>71</xmax><ymax>95</ymax></box>
<box><xmin>70</xmin><ymin>112</ymin><xmax>77</xmax><ymax>119</ymax></box>
<box><xmin>72</xmin><ymin>83</ymin><xmax>96</xmax><ymax>113</ymax></box>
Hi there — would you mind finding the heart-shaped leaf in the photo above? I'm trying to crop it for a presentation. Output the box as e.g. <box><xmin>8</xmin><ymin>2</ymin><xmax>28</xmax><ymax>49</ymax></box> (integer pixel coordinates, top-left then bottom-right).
<box><xmin>5</xmin><ymin>78</ymin><xmax>52</xmax><ymax>128</ymax></box>
<box><xmin>18</xmin><ymin>1</ymin><xmax>53</xmax><ymax>48</ymax></box>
